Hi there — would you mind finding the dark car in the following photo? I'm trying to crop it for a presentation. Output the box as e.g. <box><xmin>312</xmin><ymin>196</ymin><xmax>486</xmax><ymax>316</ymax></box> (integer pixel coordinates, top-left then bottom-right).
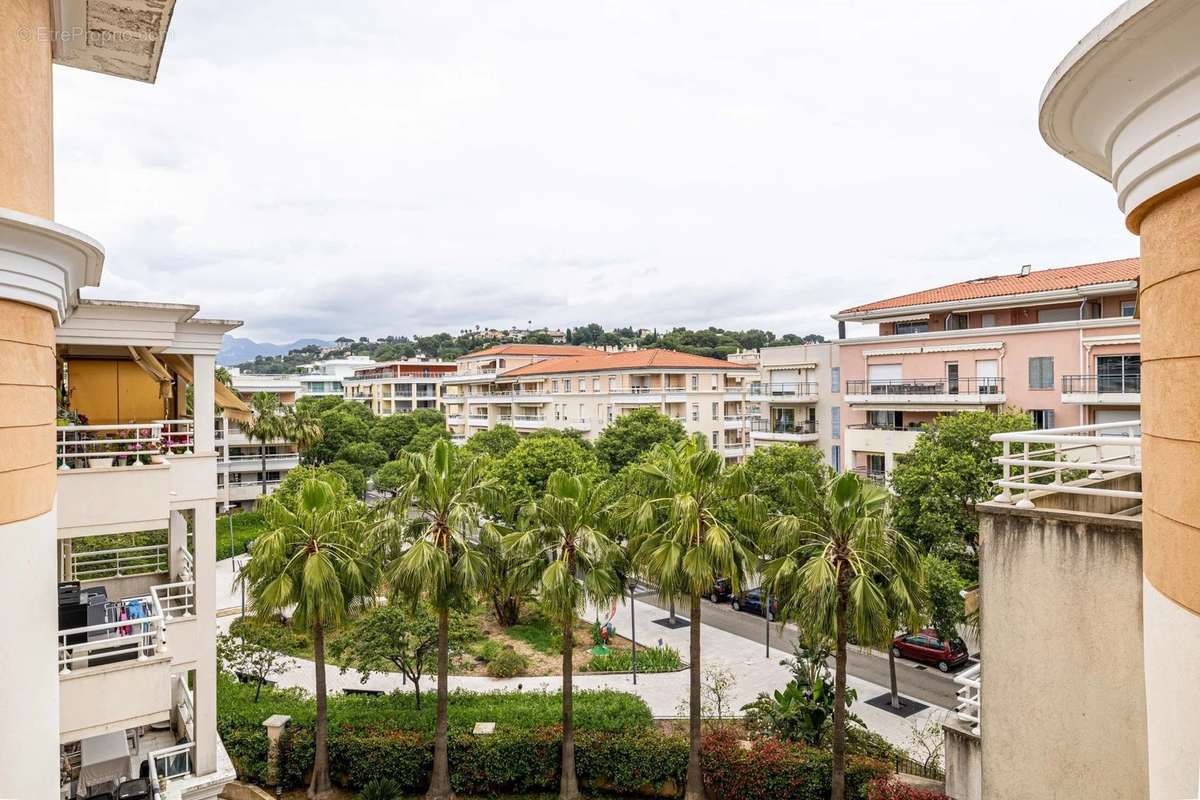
<box><xmin>709</xmin><ymin>578</ymin><xmax>734</xmax><ymax>603</ymax></box>
<box><xmin>892</xmin><ymin>628</ymin><xmax>970</xmax><ymax>672</ymax></box>
<box><xmin>731</xmin><ymin>587</ymin><xmax>779</xmax><ymax>621</ymax></box>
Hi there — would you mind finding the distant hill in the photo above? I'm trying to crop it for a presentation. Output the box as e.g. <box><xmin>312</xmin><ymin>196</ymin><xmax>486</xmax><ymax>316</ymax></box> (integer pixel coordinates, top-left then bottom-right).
<box><xmin>218</xmin><ymin>335</ymin><xmax>332</xmax><ymax>366</ymax></box>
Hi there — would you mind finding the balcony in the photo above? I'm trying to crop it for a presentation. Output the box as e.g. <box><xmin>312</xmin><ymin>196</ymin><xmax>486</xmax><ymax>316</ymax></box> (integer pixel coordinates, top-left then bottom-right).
<box><xmin>220</xmin><ymin>453</ymin><xmax>301</xmax><ymax>472</ymax></box>
<box><xmin>227</xmin><ymin>480</ymin><xmax>281</xmax><ymax>501</ymax></box>
<box><xmin>749</xmin><ymin>418</ymin><xmax>819</xmax><ymax>444</ymax></box>
<box><xmin>749</xmin><ymin>382</ymin><xmax>820</xmax><ymax>401</ymax></box>
<box><xmin>844</xmin><ymin>378</ymin><xmax>1005</xmax><ymax>407</ymax></box>
<box><xmin>467</xmin><ymin>414</ymin><xmax>490</xmax><ymax>427</ymax></box>
<box><xmin>844</xmin><ymin>424</ymin><xmax>924</xmax><ymax>464</ymax></box>
<box><xmin>612</xmin><ymin>386</ymin><xmax>664</xmax><ymax>404</ymax></box>
<box><xmin>57</xmin><ymin>424</ymin><xmax>173</xmax><ymax>536</ymax></box>
<box><xmin>446</xmin><ymin>413</ymin><xmax>465</xmax><ymax>424</ymax></box>
<box><xmin>955</xmin><ymin>663</ymin><xmax>981</xmax><ymax>735</ymax></box>
<box><xmin>851</xmin><ymin>466</ymin><xmax>887</xmax><ymax>485</ymax></box>
<box><xmin>512</xmin><ymin>414</ymin><xmax>547</xmax><ymax>429</ymax></box>
<box><xmin>1061</xmin><ymin>374</ymin><xmax>1141</xmax><ymax>405</ymax></box>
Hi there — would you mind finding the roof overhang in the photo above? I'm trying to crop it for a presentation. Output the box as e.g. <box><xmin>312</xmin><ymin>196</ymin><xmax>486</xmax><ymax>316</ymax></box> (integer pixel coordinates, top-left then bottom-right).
<box><xmin>56</xmin><ymin>299</ymin><xmax>241</xmax><ymax>354</ymax></box>
<box><xmin>50</xmin><ymin>0</ymin><xmax>177</xmax><ymax>83</ymax></box>
<box><xmin>1038</xmin><ymin>0</ymin><xmax>1200</xmax><ymax>221</ymax></box>
<box><xmin>834</xmin><ymin>281</ymin><xmax>1138</xmax><ymax>322</ymax></box>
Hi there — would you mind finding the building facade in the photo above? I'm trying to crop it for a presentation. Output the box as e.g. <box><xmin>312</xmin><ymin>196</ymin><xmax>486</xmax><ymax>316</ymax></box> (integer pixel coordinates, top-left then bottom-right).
<box><xmin>224</xmin><ymin>372</ymin><xmax>305</xmax><ymax>507</ymax></box>
<box><xmin>739</xmin><ymin>342</ymin><xmax>843</xmax><ymax>469</ymax></box>
<box><xmin>297</xmin><ymin>355</ymin><xmax>376</xmax><ymax>398</ymax></box>
<box><xmin>833</xmin><ymin>259</ymin><xmax>1140</xmax><ymax>480</ymax></box>
<box><xmin>343</xmin><ymin>360</ymin><xmax>457</xmax><ymax>416</ymax></box>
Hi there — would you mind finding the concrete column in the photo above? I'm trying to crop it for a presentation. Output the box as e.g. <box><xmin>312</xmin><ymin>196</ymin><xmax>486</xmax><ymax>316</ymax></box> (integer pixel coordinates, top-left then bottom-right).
<box><xmin>0</xmin><ymin>5</ymin><xmax>60</xmax><ymax>799</ymax></box>
<box><xmin>168</xmin><ymin>509</ymin><xmax>188</xmax><ymax>580</ymax></box>
<box><xmin>192</xmin><ymin>500</ymin><xmax>218</xmax><ymax>774</ymax></box>
<box><xmin>193</xmin><ymin>354</ymin><xmax>216</xmax><ymax>454</ymax></box>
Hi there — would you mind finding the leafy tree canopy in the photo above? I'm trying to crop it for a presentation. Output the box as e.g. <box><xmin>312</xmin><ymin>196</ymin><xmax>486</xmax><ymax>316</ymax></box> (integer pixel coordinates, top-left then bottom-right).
<box><xmin>370</xmin><ymin>413</ymin><xmax>419</xmax><ymax>459</ymax></box>
<box><xmin>308</xmin><ymin>405</ymin><xmax>373</xmax><ymax>464</ymax></box>
<box><xmin>743</xmin><ymin>443</ymin><xmax>826</xmax><ymax>512</ymax></box>
<box><xmin>327</xmin><ymin>460</ymin><xmax>367</xmax><ymax>498</ymax></box>
<box><xmin>489</xmin><ymin>433</ymin><xmax>605</xmax><ymax>501</ymax></box>
<box><xmin>462</xmin><ymin>424</ymin><xmax>520</xmax><ymax>459</ymax></box>
<box><xmin>403</xmin><ymin>425</ymin><xmax>451</xmax><ymax>455</ymax></box>
<box><xmin>337</xmin><ymin>441</ymin><xmax>389</xmax><ymax>475</ymax></box>
<box><xmin>272</xmin><ymin>464</ymin><xmax>358</xmax><ymax>509</ymax></box>
<box><xmin>373</xmin><ymin>460</ymin><xmax>409</xmax><ymax>496</ymax></box>
<box><xmin>594</xmin><ymin>408</ymin><xmax>685</xmax><ymax>472</ymax></box>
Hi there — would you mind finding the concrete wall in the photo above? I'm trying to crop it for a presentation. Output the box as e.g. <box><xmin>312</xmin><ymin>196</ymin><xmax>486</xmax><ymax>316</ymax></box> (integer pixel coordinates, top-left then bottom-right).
<box><xmin>943</xmin><ymin>720</ymin><xmax>981</xmax><ymax>800</ymax></box>
<box><xmin>976</xmin><ymin>502</ymin><xmax>1148</xmax><ymax>799</ymax></box>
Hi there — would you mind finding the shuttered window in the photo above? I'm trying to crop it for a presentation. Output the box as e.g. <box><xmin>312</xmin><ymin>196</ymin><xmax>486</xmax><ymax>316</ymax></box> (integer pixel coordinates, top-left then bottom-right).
<box><xmin>1028</xmin><ymin>357</ymin><xmax>1054</xmax><ymax>390</ymax></box>
<box><xmin>831</xmin><ymin>406</ymin><xmax>841</xmax><ymax>439</ymax></box>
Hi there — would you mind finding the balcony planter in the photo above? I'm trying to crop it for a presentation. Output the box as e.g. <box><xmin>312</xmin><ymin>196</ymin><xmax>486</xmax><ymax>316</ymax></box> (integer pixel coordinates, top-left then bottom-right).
<box><xmin>149</xmin><ymin>454</ymin><xmax>166</xmax><ymax>465</ymax></box>
<box><xmin>88</xmin><ymin>457</ymin><xmax>115</xmax><ymax>468</ymax></box>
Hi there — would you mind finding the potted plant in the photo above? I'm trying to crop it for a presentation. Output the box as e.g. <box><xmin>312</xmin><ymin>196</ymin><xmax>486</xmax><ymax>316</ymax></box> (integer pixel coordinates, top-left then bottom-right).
<box><xmin>87</xmin><ymin>435</ymin><xmax>114</xmax><ymax>469</ymax></box>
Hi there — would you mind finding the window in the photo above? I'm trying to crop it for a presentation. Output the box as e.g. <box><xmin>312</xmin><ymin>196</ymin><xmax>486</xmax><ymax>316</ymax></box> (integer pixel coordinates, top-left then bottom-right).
<box><xmin>554</xmin><ymin>404</ymin><xmax>561</xmax><ymax>421</ymax></box>
<box><xmin>691</xmin><ymin>374</ymin><xmax>699</xmax><ymax>390</ymax></box>
<box><xmin>606</xmin><ymin>405</ymin><xmax>613</xmax><ymax>422</ymax></box>
<box><xmin>1121</xmin><ymin>300</ymin><xmax>1136</xmax><ymax>317</ymax></box>
<box><xmin>711</xmin><ymin>431</ymin><xmax>718</xmax><ymax>447</ymax></box>
<box><xmin>592</xmin><ymin>377</ymin><xmax>600</xmax><ymax>392</ymax></box>
<box><xmin>868</xmin><ymin>410</ymin><xmax>901</xmax><ymax>429</ymax></box>
<box><xmin>831</xmin><ymin>445</ymin><xmax>841</xmax><ymax>473</ymax></box>
<box><xmin>691</xmin><ymin>403</ymin><xmax>699</xmax><ymax>422</ymax></box>
<box><xmin>945</xmin><ymin>361</ymin><xmax>959</xmax><ymax>394</ymax></box>
<box><xmin>578</xmin><ymin>403</ymin><xmax>584</xmax><ymax>420</ymax></box>
<box><xmin>830</xmin><ymin>366</ymin><xmax>840</xmax><ymax>393</ymax></box>
<box><xmin>1038</xmin><ymin>307</ymin><xmax>1078</xmax><ymax>324</ymax></box>
<box><xmin>1097</xmin><ymin>354</ymin><xmax>1140</xmax><ymax>393</ymax></box>
<box><xmin>1028</xmin><ymin>357</ymin><xmax>1054</xmax><ymax>390</ymax></box>
<box><xmin>981</xmin><ymin>313</ymin><xmax>996</xmax><ymax>328</ymax></box>
<box><xmin>945</xmin><ymin>313</ymin><xmax>969</xmax><ymax>331</ymax></box>
<box><xmin>894</xmin><ymin>319</ymin><xmax>929</xmax><ymax>335</ymax></box>
<box><xmin>597</xmin><ymin>403</ymin><xmax>603</xmax><ymax>420</ymax></box>
<box><xmin>711</xmin><ymin>402</ymin><xmax>719</xmax><ymax>420</ymax></box>
<box><xmin>975</xmin><ymin>359</ymin><xmax>999</xmax><ymax>394</ymax></box>
<box><xmin>831</xmin><ymin>406</ymin><xmax>841</xmax><ymax>439</ymax></box>
<box><xmin>578</xmin><ymin>378</ymin><xmax>586</xmax><ymax>392</ymax></box>
<box><xmin>608</xmin><ymin>376</ymin><xmax>616</xmax><ymax>392</ymax></box>
<box><xmin>1030</xmin><ymin>409</ymin><xmax>1055</xmax><ymax>430</ymax></box>
<box><xmin>1083</xmin><ymin>300</ymin><xmax>1103</xmax><ymax>320</ymax></box>
<box><xmin>551</xmin><ymin>379</ymin><xmax>559</xmax><ymax>393</ymax></box>
<box><xmin>711</xmin><ymin>375</ymin><xmax>719</xmax><ymax>390</ymax></box>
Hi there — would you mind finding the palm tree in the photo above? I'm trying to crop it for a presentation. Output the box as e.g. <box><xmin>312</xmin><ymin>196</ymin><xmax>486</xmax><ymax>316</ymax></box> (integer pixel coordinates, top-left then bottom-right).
<box><xmin>761</xmin><ymin>470</ymin><xmax>922</xmax><ymax>800</ymax></box>
<box><xmin>241</xmin><ymin>392</ymin><xmax>288</xmax><ymax>496</ymax></box>
<box><xmin>285</xmin><ymin>404</ymin><xmax>324</xmax><ymax>464</ymax></box>
<box><xmin>628</xmin><ymin>437</ymin><xmax>760</xmax><ymax>800</ymax></box>
<box><xmin>241</xmin><ymin>478</ymin><xmax>376</xmax><ymax>799</ymax></box>
<box><xmin>374</xmin><ymin>439</ymin><xmax>500</xmax><ymax>800</ymax></box>
<box><xmin>504</xmin><ymin>471</ymin><xmax>622</xmax><ymax>800</ymax></box>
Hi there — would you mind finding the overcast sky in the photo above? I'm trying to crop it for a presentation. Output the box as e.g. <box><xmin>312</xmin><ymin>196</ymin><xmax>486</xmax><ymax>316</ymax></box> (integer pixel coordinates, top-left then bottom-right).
<box><xmin>53</xmin><ymin>1</ymin><xmax>1135</xmax><ymax>343</ymax></box>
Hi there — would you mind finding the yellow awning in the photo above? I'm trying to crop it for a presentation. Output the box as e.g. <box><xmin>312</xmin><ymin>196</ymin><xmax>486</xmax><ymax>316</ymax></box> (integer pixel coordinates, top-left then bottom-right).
<box><xmin>160</xmin><ymin>354</ymin><xmax>253</xmax><ymax>423</ymax></box>
<box><xmin>128</xmin><ymin>346</ymin><xmax>174</xmax><ymax>400</ymax></box>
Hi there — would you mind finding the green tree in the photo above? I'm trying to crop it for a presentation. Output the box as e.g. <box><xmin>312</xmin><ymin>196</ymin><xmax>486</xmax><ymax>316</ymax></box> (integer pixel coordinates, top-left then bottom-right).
<box><xmin>890</xmin><ymin>410</ymin><xmax>1033</xmax><ymax>558</ymax></box>
<box><xmin>297</xmin><ymin>395</ymin><xmax>343</xmax><ymax>415</ymax></box>
<box><xmin>503</xmin><ymin>472</ymin><xmax>622</xmax><ymax>800</ymax></box>
<box><xmin>328</xmin><ymin>460</ymin><xmax>367</xmax><ymax>498</ymax></box>
<box><xmin>370</xmin><ymin>413</ymin><xmax>419</xmax><ymax>459</ymax></box>
<box><xmin>374</xmin><ymin>440</ymin><xmax>500</xmax><ymax>800</ymax></box>
<box><xmin>284</xmin><ymin>404</ymin><xmax>324</xmax><ymax>464</ymax></box>
<box><xmin>240</xmin><ymin>392</ymin><xmax>290</xmax><ymax>497</ymax></box>
<box><xmin>594</xmin><ymin>408</ymin><xmax>686</xmax><ymax>472</ymax></box>
<box><xmin>462</xmin><ymin>424</ymin><xmax>520</xmax><ymax>459</ymax></box>
<box><xmin>216</xmin><ymin>629</ymin><xmax>298</xmax><ymax>702</ymax></box>
<box><xmin>491</xmin><ymin>432</ymin><xmax>604</xmax><ymax>502</ymax></box>
<box><xmin>923</xmin><ymin>554</ymin><xmax>966</xmax><ymax>644</ymax></box>
<box><xmin>743</xmin><ymin>443</ymin><xmax>826</xmax><ymax>511</ymax></box>
<box><xmin>309</xmin><ymin>406</ymin><xmax>372</xmax><ymax>464</ymax></box>
<box><xmin>372</xmin><ymin>460</ymin><xmax>408</xmax><ymax>497</ymax></box>
<box><xmin>241</xmin><ymin>478</ymin><xmax>376</xmax><ymax>798</ymax></box>
<box><xmin>762</xmin><ymin>470</ymin><xmax>922</xmax><ymax>800</ymax></box>
<box><xmin>328</xmin><ymin>603</ymin><xmax>476</xmax><ymax>709</ymax></box>
<box><xmin>273</xmin><ymin>465</ymin><xmax>357</xmax><ymax>510</ymax></box>
<box><xmin>628</xmin><ymin>436</ymin><xmax>759</xmax><ymax>800</ymax></box>
<box><xmin>403</xmin><ymin>425</ymin><xmax>451</xmax><ymax>455</ymax></box>
<box><xmin>409</xmin><ymin>408</ymin><xmax>445</xmax><ymax>428</ymax></box>
<box><xmin>477</xmin><ymin>495</ymin><xmax>540</xmax><ymax>626</ymax></box>
<box><xmin>337</xmin><ymin>441</ymin><xmax>389</xmax><ymax>475</ymax></box>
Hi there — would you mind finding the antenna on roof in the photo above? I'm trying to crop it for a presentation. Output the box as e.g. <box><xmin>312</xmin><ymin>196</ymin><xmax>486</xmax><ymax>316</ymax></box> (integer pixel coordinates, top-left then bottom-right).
<box><xmin>1020</xmin><ymin>264</ymin><xmax>1032</xmax><ymax>277</ymax></box>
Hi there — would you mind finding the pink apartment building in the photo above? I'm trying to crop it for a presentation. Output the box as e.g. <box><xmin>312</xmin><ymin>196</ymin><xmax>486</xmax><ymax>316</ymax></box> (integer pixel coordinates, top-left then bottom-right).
<box><xmin>832</xmin><ymin>259</ymin><xmax>1141</xmax><ymax>479</ymax></box>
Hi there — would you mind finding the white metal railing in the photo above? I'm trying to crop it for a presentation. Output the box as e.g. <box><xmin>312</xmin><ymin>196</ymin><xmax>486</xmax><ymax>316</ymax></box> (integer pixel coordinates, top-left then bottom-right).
<box><xmin>513</xmin><ymin>414</ymin><xmax>545</xmax><ymax>422</ymax></box>
<box><xmin>955</xmin><ymin>663</ymin><xmax>981</xmax><ymax>733</ymax></box>
<box><xmin>56</xmin><ymin>423</ymin><xmax>164</xmax><ymax>468</ymax></box>
<box><xmin>991</xmin><ymin>421</ymin><xmax>1142</xmax><ymax>508</ymax></box>
<box><xmin>152</xmin><ymin>580</ymin><xmax>196</xmax><ymax>618</ymax></box>
<box><xmin>58</xmin><ymin>599</ymin><xmax>165</xmax><ymax>673</ymax></box>
<box><xmin>149</xmin><ymin>742</ymin><xmax>195</xmax><ymax>785</ymax></box>
<box><xmin>156</xmin><ymin>419</ymin><xmax>194</xmax><ymax>452</ymax></box>
<box><xmin>67</xmin><ymin>543</ymin><xmax>168</xmax><ymax>581</ymax></box>
<box><xmin>180</xmin><ymin>547</ymin><xmax>194</xmax><ymax>581</ymax></box>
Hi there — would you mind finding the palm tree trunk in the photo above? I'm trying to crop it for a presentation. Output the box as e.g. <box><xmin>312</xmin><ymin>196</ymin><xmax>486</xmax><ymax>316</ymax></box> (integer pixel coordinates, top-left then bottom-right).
<box><xmin>560</xmin><ymin>620</ymin><xmax>581</xmax><ymax>800</ymax></box>
<box><xmin>309</xmin><ymin>621</ymin><xmax>332</xmax><ymax>798</ymax></box>
<box><xmin>685</xmin><ymin>591</ymin><xmax>706</xmax><ymax>800</ymax></box>
<box><xmin>427</xmin><ymin>606</ymin><xmax>456</xmax><ymax>800</ymax></box>
<box><xmin>831</xmin><ymin>564</ymin><xmax>849</xmax><ymax>800</ymax></box>
<box><xmin>888</xmin><ymin>642</ymin><xmax>900</xmax><ymax>709</ymax></box>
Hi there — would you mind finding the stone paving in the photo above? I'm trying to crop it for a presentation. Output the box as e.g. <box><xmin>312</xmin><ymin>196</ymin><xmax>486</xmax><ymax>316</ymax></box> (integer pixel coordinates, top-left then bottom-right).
<box><xmin>214</xmin><ymin>558</ymin><xmax>950</xmax><ymax>756</ymax></box>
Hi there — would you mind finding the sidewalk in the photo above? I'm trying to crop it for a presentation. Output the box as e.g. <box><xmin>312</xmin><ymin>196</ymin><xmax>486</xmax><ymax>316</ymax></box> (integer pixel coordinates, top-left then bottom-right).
<box><xmin>214</xmin><ymin>558</ymin><xmax>948</xmax><ymax>754</ymax></box>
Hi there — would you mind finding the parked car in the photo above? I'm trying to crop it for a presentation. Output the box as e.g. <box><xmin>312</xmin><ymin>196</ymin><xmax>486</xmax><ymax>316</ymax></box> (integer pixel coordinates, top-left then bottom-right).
<box><xmin>891</xmin><ymin>629</ymin><xmax>970</xmax><ymax>672</ymax></box>
<box><xmin>709</xmin><ymin>578</ymin><xmax>734</xmax><ymax>603</ymax></box>
<box><xmin>731</xmin><ymin>587</ymin><xmax>779</xmax><ymax>620</ymax></box>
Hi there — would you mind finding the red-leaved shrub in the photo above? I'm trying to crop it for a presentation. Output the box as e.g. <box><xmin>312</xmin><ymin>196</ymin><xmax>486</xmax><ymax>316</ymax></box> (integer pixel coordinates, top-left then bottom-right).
<box><xmin>867</xmin><ymin>775</ymin><xmax>948</xmax><ymax>800</ymax></box>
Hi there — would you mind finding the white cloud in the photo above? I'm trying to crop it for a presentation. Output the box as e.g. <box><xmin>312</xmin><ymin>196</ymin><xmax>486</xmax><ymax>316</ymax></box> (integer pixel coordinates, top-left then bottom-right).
<box><xmin>53</xmin><ymin>0</ymin><xmax>1135</xmax><ymax>342</ymax></box>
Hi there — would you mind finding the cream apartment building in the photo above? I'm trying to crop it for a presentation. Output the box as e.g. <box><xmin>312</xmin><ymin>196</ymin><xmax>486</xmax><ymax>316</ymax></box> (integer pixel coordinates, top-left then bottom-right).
<box><xmin>224</xmin><ymin>371</ymin><xmax>304</xmax><ymax>507</ymax></box>
<box><xmin>343</xmin><ymin>359</ymin><xmax>457</xmax><ymax>416</ymax></box>
<box><xmin>0</xmin><ymin>2</ymin><xmax>242</xmax><ymax>797</ymax></box>
<box><xmin>444</xmin><ymin>345</ymin><xmax>758</xmax><ymax>461</ymax></box>
<box><xmin>833</xmin><ymin>259</ymin><xmax>1140</xmax><ymax>480</ymax></box>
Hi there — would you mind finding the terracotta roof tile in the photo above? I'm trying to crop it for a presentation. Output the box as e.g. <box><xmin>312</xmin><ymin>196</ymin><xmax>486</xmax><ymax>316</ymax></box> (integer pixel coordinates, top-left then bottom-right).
<box><xmin>499</xmin><ymin>348</ymin><xmax>754</xmax><ymax>377</ymax></box>
<box><xmin>837</xmin><ymin>258</ymin><xmax>1139</xmax><ymax>315</ymax></box>
<box><xmin>464</xmin><ymin>343</ymin><xmax>598</xmax><ymax>358</ymax></box>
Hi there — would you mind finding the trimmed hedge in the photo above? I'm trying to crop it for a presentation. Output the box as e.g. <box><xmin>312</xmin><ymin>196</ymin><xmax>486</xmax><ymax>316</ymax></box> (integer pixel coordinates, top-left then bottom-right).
<box><xmin>701</xmin><ymin>730</ymin><xmax>890</xmax><ymax>800</ymax></box>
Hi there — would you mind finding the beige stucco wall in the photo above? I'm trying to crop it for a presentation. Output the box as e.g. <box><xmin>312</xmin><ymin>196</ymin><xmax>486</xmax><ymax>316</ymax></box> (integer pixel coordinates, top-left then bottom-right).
<box><xmin>0</xmin><ymin>0</ymin><xmax>54</xmax><ymax>218</ymax></box>
<box><xmin>977</xmin><ymin>504</ymin><xmax>1148</xmax><ymax>799</ymax></box>
<box><xmin>0</xmin><ymin>299</ymin><xmax>57</xmax><ymax>523</ymax></box>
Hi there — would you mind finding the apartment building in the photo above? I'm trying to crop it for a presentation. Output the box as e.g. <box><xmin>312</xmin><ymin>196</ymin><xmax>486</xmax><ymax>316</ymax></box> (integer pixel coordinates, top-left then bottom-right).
<box><xmin>733</xmin><ymin>343</ymin><xmax>843</xmax><ymax>469</ymax></box>
<box><xmin>833</xmin><ymin>259</ymin><xmax>1140</xmax><ymax>480</ymax></box>
<box><xmin>297</xmin><ymin>355</ymin><xmax>376</xmax><ymax>397</ymax></box>
<box><xmin>444</xmin><ymin>346</ymin><xmax>758</xmax><ymax>461</ymax></box>
<box><xmin>343</xmin><ymin>360</ymin><xmax>457</xmax><ymax>415</ymax></box>
<box><xmin>224</xmin><ymin>372</ymin><xmax>304</xmax><ymax>507</ymax></box>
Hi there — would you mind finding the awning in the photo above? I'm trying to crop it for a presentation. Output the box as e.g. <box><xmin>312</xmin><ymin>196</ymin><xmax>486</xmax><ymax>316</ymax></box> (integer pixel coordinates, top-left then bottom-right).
<box><xmin>128</xmin><ymin>346</ymin><xmax>174</xmax><ymax>400</ymax></box>
<box><xmin>160</xmin><ymin>354</ymin><xmax>253</xmax><ymax>423</ymax></box>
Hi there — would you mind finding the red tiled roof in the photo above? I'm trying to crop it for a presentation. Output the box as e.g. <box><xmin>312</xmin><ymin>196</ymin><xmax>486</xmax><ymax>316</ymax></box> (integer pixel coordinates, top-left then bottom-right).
<box><xmin>464</xmin><ymin>343</ymin><xmax>598</xmax><ymax>358</ymax></box>
<box><xmin>837</xmin><ymin>258</ymin><xmax>1140</xmax><ymax>315</ymax></box>
<box><xmin>499</xmin><ymin>348</ymin><xmax>754</xmax><ymax>377</ymax></box>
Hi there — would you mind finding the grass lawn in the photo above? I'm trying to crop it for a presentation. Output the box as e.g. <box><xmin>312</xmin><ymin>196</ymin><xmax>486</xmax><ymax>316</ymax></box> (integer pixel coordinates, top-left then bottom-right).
<box><xmin>216</xmin><ymin>510</ymin><xmax>268</xmax><ymax>560</ymax></box>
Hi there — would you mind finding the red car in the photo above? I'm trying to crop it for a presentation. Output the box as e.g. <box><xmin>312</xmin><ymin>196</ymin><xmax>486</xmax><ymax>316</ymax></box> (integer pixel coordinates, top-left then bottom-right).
<box><xmin>891</xmin><ymin>629</ymin><xmax>970</xmax><ymax>672</ymax></box>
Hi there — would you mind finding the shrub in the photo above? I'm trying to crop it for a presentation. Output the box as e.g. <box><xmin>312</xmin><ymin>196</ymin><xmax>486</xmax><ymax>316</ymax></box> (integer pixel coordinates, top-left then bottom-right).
<box><xmin>485</xmin><ymin>648</ymin><xmax>528</xmax><ymax>678</ymax></box>
<box><xmin>229</xmin><ymin>614</ymin><xmax>309</xmax><ymax>654</ymax></box>
<box><xmin>584</xmin><ymin>645</ymin><xmax>682</xmax><ymax>673</ymax></box>
<box><xmin>358</xmin><ymin>776</ymin><xmax>403</xmax><ymax>800</ymax></box>
<box><xmin>868</xmin><ymin>776</ymin><xmax>949</xmax><ymax>800</ymax></box>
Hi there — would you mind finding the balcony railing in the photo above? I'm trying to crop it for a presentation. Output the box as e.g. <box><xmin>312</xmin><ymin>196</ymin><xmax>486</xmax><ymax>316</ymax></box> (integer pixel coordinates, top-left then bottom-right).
<box><xmin>750</xmin><ymin>418</ymin><xmax>818</xmax><ymax>435</ymax></box>
<box><xmin>66</xmin><ymin>543</ymin><xmax>169</xmax><ymax>581</ymax></box>
<box><xmin>513</xmin><ymin>414</ymin><xmax>546</xmax><ymax>422</ymax></box>
<box><xmin>955</xmin><ymin>663</ymin><xmax>981</xmax><ymax>734</ymax></box>
<box><xmin>149</xmin><ymin>742</ymin><xmax>195</xmax><ymax>785</ymax></box>
<box><xmin>749</xmin><ymin>382</ymin><xmax>820</xmax><ymax>397</ymax></box>
<box><xmin>846</xmin><ymin>377</ymin><xmax>1004</xmax><ymax>396</ymax></box>
<box><xmin>845</xmin><ymin>423</ymin><xmax>927</xmax><ymax>432</ymax></box>
<box><xmin>57</xmin><ymin>423</ymin><xmax>165</xmax><ymax>468</ymax></box>
<box><xmin>58</xmin><ymin>599</ymin><xmax>165</xmax><ymax>673</ymax></box>
<box><xmin>851</xmin><ymin>467</ymin><xmax>887</xmax><ymax>484</ymax></box>
<box><xmin>991</xmin><ymin>420</ymin><xmax>1141</xmax><ymax>507</ymax></box>
<box><xmin>1061</xmin><ymin>374</ymin><xmax>1141</xmax><ymax>394</ymax></box>
<box><xmin>152</xmin><ymin>581</ymin><xmax>196</xmax><ymax>618</ymax></box>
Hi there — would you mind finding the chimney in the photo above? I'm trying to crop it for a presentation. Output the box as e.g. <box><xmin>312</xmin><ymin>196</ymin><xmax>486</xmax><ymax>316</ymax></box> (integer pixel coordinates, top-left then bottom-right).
<box><xmin>1020</xmin><ymin>264</ymin><xmax>1032</xmax><ymax>277</ymax></box>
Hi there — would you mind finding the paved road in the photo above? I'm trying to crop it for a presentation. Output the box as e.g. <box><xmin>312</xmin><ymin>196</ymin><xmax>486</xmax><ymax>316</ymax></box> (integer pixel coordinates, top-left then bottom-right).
<box><xmin>633</xmin><ymin>591</ymin><xmax>965</xmax><ymax>709</ymax></box>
